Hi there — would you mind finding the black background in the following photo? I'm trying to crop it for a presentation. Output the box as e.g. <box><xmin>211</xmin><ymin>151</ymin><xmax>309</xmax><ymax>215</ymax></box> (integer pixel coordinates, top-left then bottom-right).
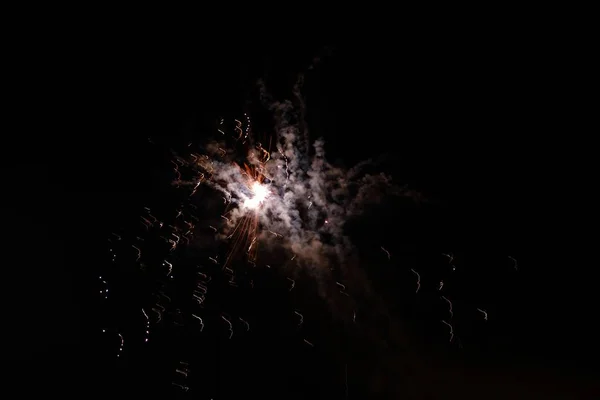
<box><xmin>2</xmin><ymin>22</ymin><xmax>598</xmax><ymax>398</ymax></box>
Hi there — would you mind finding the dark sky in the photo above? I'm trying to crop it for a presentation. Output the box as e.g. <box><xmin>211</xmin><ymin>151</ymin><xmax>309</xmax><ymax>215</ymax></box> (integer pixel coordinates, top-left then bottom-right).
<box><xmin>2</xmin><ymin>30</ymin><xmax>598</xmax><ymax>397</ymax></box>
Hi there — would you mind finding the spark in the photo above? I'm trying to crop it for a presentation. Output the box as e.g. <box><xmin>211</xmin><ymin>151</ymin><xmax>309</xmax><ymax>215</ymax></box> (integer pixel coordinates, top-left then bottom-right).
<box><xmin>477</xmin><ymin>308</ymin><xmax>488</xmax><ymax>320</ymax></box>
<box><xmin>509</xmin><ymin>255</ymin><xmax>518</xmax><ymax>270</ymax></box>
<box><xmin>442</xmin><ymin>252</ymin><xmax>454</xmax><ymax>263</ymax></box>
<box><xmin>303</xmin><ymin>338</ymin><xmax>314</xmax><ymax>347</ymax></box>
<box><xmin>287</xmin><ymin>277</ymin><xmax>295</xmax><ymax>291</ymax></box>
<box><xmin>380</xmin><ymin>246</ymin><xmax>391</xmax><ymax>260</ymax></box>
<box><xmin>439</xmin><ymin>280</ymin><xmax>444</xmax><ymax>290</ymax></box>
<box><xmin>294</xmin><ymin>310</ymin><xmax>304</xmax><ymax>326</ymax></box>
<box><xmin>152</xmin><ymin>307</ymin><xmax>162</xmax><ymax>323</ymax></box>
<box><xmin>111</xmin><ymin>233</ymin><xmax>121</xmax><ymax>240</ymax></box>
<box><xmin>171</xmin><ymin>383</ymin><xmax>189</xmax><ymax>392</ymax></box>
<box><xmin>220</xmin><ymin>215</ymin><xmax>231</xmax><ymax>223</ymax></box>
<box><xmin>353</xmin><ymin>310</ymin><xmax>356</xmax><ymax>323</ymax></box>
<box><xmin>208</xmin><ymin>256</ymin><xmax>218</xmax><ymax>264</ymax></box>
<box><xmin>175</xmin><ymin>368</ymin><xmax>188</xmax><ymax>378</ymax></box>
<box><xmin>410</xmin><ymin>268</ymin><xmax>421</xmax><ymax>293</ymax></box>
<box><xmin>208</xmin><ymin>225</ymin><xmax>217</xmax><ymax>233</ymax></box>
<box><xmin>335</xmin><ymin>281</ymin><xmax>346</xmax><ymax>291</ymax></box>
<box><xmin>163</xmin><ymin>260</ymin><xmax>173</xmax><ymax>276</ymax></box>
<box><xmin>132</xmin><ymin>245</ymin><xmax>141</xmax><ymax>262</ymax></box>
<box><xmin>221</xmin><ymin>315</ymin><xmax>233</xmax><ymax>339</ymax></box>
<box><xmin>239</xmin><ymin>317</ymin><xmax>250</xmax><ymax>331</ymax></box>
<box><xmin>441</xmin><ymin>296</ymin><xmax>453</xmax><ymax>318</ymax></box>
<box><xmin>159</xmin><ymin>291</ymin><xmax>171</xmax><ymax>303</ymax></box>
<box><xmin>247</xmin><ymin>237</ymin><xmax>257</xmax><ymax>253</ymax></box>
<box><xmin>441</xmin><ymin>320</ymin><xmax>454</xmax><ymax>342</ymax></box>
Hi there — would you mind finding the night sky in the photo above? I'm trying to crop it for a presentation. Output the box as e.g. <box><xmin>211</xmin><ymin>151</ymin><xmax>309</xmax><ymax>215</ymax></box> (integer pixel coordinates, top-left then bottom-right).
<box><xmin>2</xmin><ymin>31</ymin><xmax>598</xmax><ymax>398</ymax></box>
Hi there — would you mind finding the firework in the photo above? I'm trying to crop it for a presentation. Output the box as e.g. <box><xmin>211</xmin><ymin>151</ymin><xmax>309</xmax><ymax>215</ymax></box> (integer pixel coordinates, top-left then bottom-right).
<box><xmin>97</xmin><ymin>69</ymin><xmax>521</xmax><ymax>397</ymax></box>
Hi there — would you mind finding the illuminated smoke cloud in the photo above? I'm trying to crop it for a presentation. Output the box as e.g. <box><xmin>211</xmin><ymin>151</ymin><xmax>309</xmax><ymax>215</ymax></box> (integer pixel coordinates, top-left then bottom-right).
<box><xmin>178</xmin><ymin>75</ymin><xmax>422</xmax><ymax>295</ymax></box>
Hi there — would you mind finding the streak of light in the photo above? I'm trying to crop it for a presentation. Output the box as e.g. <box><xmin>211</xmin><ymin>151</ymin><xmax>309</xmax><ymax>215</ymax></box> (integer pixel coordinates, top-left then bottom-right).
<box><xmin>294</xmin><ymin>310</ymin><xmax>303</xmax><ymax>326</ymax></box>
<box><xmin>163</xmin><ymin>260</ymin><xmax>173</xmax><ymax>276</ymax></box>
<box><xmin>380</xmin><ymin>246</ymin><xmax>391</xmax><ymax>260</ymax></box>
<box><xmin>441</xmin><ymin>296</ymin><xmax>453</xmax><ymax>318</ymax></box>
<box><xmin>303</xmin><ymin>338</ymin><xmax>314</xmax><ymax>347</ymax></box>
<box><xmin>287</xmin><ymin>277</ymin><xmax>295</xmax><ymax>291</ymax></box>
<box><xmin>410</xmin><ymin>268</ymin><xmax>421</xmax><ymax>293</ymax></box>
<box><xmin>239</xmin><ymin>317</ymin><xmax>250</xmax><ymax>331</ymax></box>
<box><xmin>477</xmin><ymin>308</ymin><xmax>488</xmax><ymax>320</ymax></box>
<box><xmin>152</xmin><ymin>307</ymin><xmax>162</xmax><ymax>323</ymax></box>
<box><xmin>439</xmin><ymin>280</ymin><xmax>444</xmax><ymax>290</ymax></box>
<box><xmin>441</xmin><ymin>320</ymin><xmax>454</xmax><ymax>342</ymax></box>
<box><xmin>132</xmin><ymin>245</ymin><xmax>141</xmax><ymax>262</ymax></box>
<box><xmin>192</xmin><ymin>314</ymin><xmax>205</xmax><ymax>331</ymax></box>
<box><xmin>176</xmin><ymin>368</ymin><xmax>188</xmax><ymax>378</ymax></box>
<box><xmin>509</xmin><ymin>255</ymin><xmax>518</xmax><ymax>270</ymax></box>
<box><xmin>442</xmin><ymin>253</ymin><xmax>454</xmax><ymax>263</ymax></box>
<box><xmin>221</xmin><ymin>315</ymin><xmax>233</xmax><ymax>339</ymax></box>
<box><xmin>172</xmin><ymin>383</ymin><xmax>189</xmax><ymax>392</ymax></box>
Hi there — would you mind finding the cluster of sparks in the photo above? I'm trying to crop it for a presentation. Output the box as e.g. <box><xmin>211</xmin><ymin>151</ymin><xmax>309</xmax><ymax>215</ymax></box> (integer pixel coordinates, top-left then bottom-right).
<box><xmin>97</xmin><ymin>76</ymin><xmax>522</xmax><ymax>396</ymax></box>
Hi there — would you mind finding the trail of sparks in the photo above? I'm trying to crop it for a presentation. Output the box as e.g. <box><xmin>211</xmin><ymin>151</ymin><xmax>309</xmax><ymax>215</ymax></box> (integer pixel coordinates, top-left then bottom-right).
<box><xmin>117</xmin><ymin>333</ymin><xmax>124</xmax><ymax>357</ymax></box>
<box><xmin>99</xmin><ymin>275</ymin><xmax>108</xmax><ymax>299</ymax></box>
<box><xmin>142</xmin><ymin>308</ymin><xmax>150</xmax><ymax>342</ymax></box>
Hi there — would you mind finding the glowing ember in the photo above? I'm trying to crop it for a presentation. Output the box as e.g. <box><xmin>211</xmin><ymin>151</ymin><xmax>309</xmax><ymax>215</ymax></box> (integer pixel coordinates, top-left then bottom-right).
<box><xmin>244</xmin><ymin>181</ymin><xmax>269</xmax><ymax>210</ymax></box>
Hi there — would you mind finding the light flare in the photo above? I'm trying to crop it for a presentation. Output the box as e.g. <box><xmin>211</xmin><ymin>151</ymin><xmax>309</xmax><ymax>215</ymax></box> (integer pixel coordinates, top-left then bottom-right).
<box><xmin>244</xmin><ymin>181</ymin><xmax>269</xmax><ymax>210</ymax></box>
